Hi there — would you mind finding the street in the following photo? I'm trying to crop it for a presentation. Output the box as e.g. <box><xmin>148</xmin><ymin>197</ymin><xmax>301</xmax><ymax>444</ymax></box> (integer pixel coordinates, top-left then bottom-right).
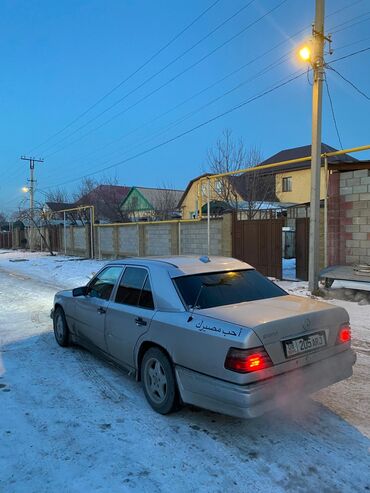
<box><xmin>0</xmin><ymin>261</ymin><xmax>369</xmax><ymax>493</ymax></box>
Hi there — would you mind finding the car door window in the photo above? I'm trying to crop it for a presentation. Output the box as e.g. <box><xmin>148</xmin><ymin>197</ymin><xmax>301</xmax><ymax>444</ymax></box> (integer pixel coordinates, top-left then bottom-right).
<box><xmin>115</xmin><ymin>267</ymin><xmax>154</xmax><ymax>309</ymax></box>
<box><xmin>88</xmin><ymin>266</ymin><xmax>123</xmax><ymax>301</ymax></box>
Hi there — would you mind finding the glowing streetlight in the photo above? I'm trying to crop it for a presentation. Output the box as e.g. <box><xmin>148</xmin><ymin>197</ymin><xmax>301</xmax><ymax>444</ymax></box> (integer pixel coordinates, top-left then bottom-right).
<box><xmin>299</xmin><ymin>45</ymin><xmax>311</xmax><ymax>62</ymax></box>
<box><xmin>22</xmin><ymin>186</ymin><xmax>30</xmax><ymax>193</ymax></box>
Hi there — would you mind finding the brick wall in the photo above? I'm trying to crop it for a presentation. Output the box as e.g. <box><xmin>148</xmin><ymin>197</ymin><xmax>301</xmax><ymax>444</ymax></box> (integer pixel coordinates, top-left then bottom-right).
<box><xmin>328</xmin><ymin>169</ymin><xmax>370</xmax><ymax>265</ymax></box>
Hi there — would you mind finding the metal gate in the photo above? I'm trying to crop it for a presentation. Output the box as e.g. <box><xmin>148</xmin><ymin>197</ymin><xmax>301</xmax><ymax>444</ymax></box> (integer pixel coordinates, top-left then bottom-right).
<box><xmin>232</xmin><ymin>215</ymin><xmax>284</xmax><ymax>279</ymax></box>
<box><xmin>295</xmin><ymin>217</ymin><xmax>309</xmax><ymax>281</ymax></box>
<box><xmin>0</xmin><ymin>231</ymin><xmax>12</xmax><ymax>249</ymax></box>
<box><xmin>48</xmin><ymin>225</ymin><xmax>61</xmax><ymax>252</ymax></box>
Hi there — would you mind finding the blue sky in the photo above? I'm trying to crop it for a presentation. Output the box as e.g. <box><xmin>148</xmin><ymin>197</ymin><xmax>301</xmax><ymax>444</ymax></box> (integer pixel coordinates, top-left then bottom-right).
<box><xmin>1</xmin><ymin>0</ymin><xmax>369</xmax><ymax>214</ymax></box>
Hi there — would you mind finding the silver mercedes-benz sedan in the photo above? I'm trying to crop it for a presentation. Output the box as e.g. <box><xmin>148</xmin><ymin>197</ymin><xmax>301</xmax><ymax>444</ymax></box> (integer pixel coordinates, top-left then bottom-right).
<box><xmin>51</xmin><ymin>256</ymin><xmax>356</xmax><ymax>418</ymax></box>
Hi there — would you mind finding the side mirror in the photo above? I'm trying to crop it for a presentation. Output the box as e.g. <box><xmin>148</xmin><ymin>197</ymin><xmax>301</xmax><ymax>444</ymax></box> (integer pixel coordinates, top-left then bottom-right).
<box><xmin>72</xmin><ymin>286</ymin><xmax>89</xmax><ymax>297</ymax></box>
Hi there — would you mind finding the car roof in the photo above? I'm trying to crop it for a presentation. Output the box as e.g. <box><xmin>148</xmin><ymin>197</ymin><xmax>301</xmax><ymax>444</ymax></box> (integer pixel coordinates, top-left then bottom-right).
<box><xmin>107</xmin><ymin>255</ymin><xmax>253</xmax><ymax>277</ymax></box>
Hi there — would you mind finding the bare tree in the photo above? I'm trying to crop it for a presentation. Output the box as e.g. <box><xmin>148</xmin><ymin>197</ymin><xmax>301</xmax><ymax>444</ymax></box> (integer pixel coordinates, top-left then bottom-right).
<box><xmin>72</xmin><ymin>177</ymin><xmax>97</xmax><ymax>203</ymax></box>
<box><xmin>205</xmin><ymin>129</ymin><xmax>275</xmax><ymax>218</ymax></box>
<box><xmin>74</xmin><ymin>176</ymin><xmax>129</xmax><ymax>223</ymax></box>
<box><xmin>45</xmin><ymin>188</ymin><xmax>70</xmax><ymax>204</ymax></box>
<box><xmin>152</xmin><ymin>184</ymin><xmax>182</xmax><ymax>221</ymax></box>
<box><xmin>206</xmin><ymin>129</ymin><xmax>246</xmax><ymax>207</ymax></box>
<box><xmin>0</xmin><ymin>211</ymin><xmax>7</xmax><ymax>226</ymax></box>
<box><xmin>15</xmin><ymin>199</ymin><xmax>56</xmax><ymax>255</ymax></box>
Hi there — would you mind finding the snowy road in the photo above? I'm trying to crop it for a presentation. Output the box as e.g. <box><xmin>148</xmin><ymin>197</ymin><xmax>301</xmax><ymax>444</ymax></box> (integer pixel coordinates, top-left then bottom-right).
<box><xmin>1</xmin><ymin>261</ymin><xmax>370</xmax><ymax>492</ymax></box>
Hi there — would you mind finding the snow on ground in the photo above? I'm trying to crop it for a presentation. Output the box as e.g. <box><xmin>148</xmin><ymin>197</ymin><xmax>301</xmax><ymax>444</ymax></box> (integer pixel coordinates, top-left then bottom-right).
<box><xmin>0</xmin><ymin>250</ymin><xmax>370</xmax><ymax>492</ymax></box>
<box><xmin>282</xmin><ymin>258</ymin><xmax>296</xmax><ymax>280</ymax></box>
<box><xmin>0</xmin><ymin>250</ymin><xmax>106</xmax><ymax>289</ymax></box>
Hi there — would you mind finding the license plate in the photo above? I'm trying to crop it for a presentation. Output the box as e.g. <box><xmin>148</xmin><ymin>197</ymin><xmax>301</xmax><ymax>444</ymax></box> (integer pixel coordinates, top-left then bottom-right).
<box><xmin>284</xmin><ymin>331</ymin><xmax>326</xmax><ymax>358</ymax></box>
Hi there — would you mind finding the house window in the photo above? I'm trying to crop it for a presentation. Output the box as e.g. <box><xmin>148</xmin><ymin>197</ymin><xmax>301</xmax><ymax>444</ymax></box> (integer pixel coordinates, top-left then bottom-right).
<box><xmin>282</xmin><ymin>177</ymin><xmax>292</xmax><ymax>192</ymax></box>
<box><xmin>214</xmin><ymin>180</ymin><xmax>222</xmax><ymax>194</ymax></box>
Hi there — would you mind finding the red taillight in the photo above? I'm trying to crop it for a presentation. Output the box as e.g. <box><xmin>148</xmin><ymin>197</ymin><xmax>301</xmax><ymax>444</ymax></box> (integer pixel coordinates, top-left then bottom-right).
<box><xmin>225</xmin><ymin>347</ymin><xmax>273</xmax><ymax>373</ymax></box>
<box><xmin>337</xmin><ymin>325</ymin><xmax>351</xmax><ymax>344</ymax></box>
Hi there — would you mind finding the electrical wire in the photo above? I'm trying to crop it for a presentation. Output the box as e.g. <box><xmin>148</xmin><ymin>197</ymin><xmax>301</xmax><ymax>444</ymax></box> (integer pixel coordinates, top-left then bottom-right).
<box><xmin>326</xmin><ymin>0</ymin><xmax>365</xmax><ymax>20</ymax></box>
<box><xmin>12</xmin><ymin>1</ymin><xmax>368</xmax><ymax>205</ymax></box>
<box><xmin>42</xmin><ymin>71</ymin><xmax>305</xmax><ymax>190</ymax></box>
<box><xmin>43</xmin><ymin>0</ymin><xmax>289</xmax><ymax>158</ymax></box>
<box><xmin>40</xmin><ymin>45</ymin><xmax>370</xmax><ymax>191</ymax></box>
<box><xmin>334</xmin><ymin>35</ymin><xmax>370</xmax><ymax>53</ymax></box>
<box><xmin>327</xmin><ymin>65</ymin><xmax>370</xmax><ymax>101</ymax></box>
<box><xmin>28</xmin><ymin>0</ymin><xmax>223</xmax><ymax>153</ymax></box>
<box><xmin>329</xmin><ymin>46</ymin><xmax>370</xmax><ymax>64</ymax></box>
<box><xmin>324</xmin><ymin>76</ymin><xmax>343</xmax><ymax>149</ymax></box>
<box><xmin>331</xmin><ymin>12</ymin><xmax>370</xmax><ymax>34</ymax></box>
<box><xmin>38</xmin><ymin>0</ymin><xmax>260</xmax><ymax>155</ymax></box>
<box><xmin>43</xmin><ymin>50</ymin><xmax>294</xmax><ymax>184</ymax></box>
<box><xmin>7</xmin><ymin>14</ymin><xmax>306</xmax><ymax>187</ymax></box>
<box><xmin>23</xmin><ymin>0</ymin><xmax>360</xmax><ymax>164</ymax></box>
<box><xmin>330</xmin><ymin>10</ymin><xmax>370</xmax><ymax>31</ymax></box>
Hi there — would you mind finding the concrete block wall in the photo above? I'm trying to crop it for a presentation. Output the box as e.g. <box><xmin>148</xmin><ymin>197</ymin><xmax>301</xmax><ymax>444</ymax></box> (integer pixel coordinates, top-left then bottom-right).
<box><xmin>144</xmin><ymin>224</ymin><xmax>173</xmax><ymax>256</ymax></box>
<box><xmin>118</xmin><ymin>225</ymin><xmax>139</xmax><ymax>256</ymax></box>
<box><xmin>92</xmin><ymin>215</ymin><xmax>232</xmax><ymax>260</ymax></box>
<box><xmin>329</xmin><ymin>169</ymin><xmax>370</xmax><ymax>265</ymax></box>
<box><xmin>61</xmin><ymin>226</ymin><xmax>90</xmax><ymax>256</ymax></box>
<box><xmin>74</xmin><ymin>227</ymin><xmax>87</xmax><ymax>252</ymax></box>
<box><xmin>180</xmin><ymin>220</ymin><xmax>222</xmax><ymax>256</ymax></box>
<box><xmin>98</xmin><ymin>227</ymin><xmax>114</xmax><ymax>256</ymax></box>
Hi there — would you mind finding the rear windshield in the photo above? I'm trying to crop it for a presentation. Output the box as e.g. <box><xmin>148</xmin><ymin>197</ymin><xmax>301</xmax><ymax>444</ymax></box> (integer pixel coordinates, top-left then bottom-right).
<box><xmin>174</xmin><ymin>269</ymin><xmax>287</xmax><ymax>309</ymax></box>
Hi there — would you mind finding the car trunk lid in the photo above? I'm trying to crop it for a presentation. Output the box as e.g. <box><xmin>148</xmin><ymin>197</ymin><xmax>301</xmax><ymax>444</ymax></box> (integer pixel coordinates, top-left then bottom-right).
<box><xmin>199</xmin><ymin>295</ymin><xmax>348</xmax><ymax>364</ymax></box>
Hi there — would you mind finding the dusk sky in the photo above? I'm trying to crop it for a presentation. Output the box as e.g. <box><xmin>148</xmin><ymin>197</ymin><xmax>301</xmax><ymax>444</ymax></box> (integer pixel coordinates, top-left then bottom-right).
<box><xmin>1</xmin><ymin>0</ymin><xmax>369</xmax><ymax>214</ymax></box>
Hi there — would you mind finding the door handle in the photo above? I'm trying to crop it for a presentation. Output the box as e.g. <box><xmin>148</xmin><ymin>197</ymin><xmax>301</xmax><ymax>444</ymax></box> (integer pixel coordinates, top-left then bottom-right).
<box><xmin>135</xmin><ymin>317</ymin><xmax>147</xmax><ymax>326</ymax></box>
<box><xmin>97</xmin><ymin>307</ymin><xmax>106</xmax><ymax>314</ymax></box>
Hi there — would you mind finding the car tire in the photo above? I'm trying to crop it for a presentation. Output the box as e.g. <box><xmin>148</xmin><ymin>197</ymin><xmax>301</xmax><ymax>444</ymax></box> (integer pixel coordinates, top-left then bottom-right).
<box><xmin>53</xmin><ymin>307</ymin><xmax>70</xmax><ymax>347</ymax></box>
<box><xmin>141</xmin><ymin>347</ymin><xmax>179</xmax><ymax>415</ymax></box>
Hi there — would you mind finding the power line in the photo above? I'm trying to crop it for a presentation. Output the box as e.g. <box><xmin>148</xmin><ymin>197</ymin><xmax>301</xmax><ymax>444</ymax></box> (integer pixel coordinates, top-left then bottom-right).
<box><xmin>43</xmin><ymin>0</ymin><xmax>290</xmax><ymax>158</ymax></box>
<box><xmin>326</xmin><ymin>0</ymin><xmax>365</xmax><ymax>20</ymax></box>
<box><xmin>331</xmin><ymin>12</ymin><xmax>370</xmax><ymax>34</ymax></box>
<box><xmin>49</xmin><ymin>52</ymin><xmax>293</xmax><ymax>182</ymax></box>
<box><xmin>26</xmin><ymin>0</ymin><xmax>354</xmax><ymax>168</ymax></box>
<box><xmin>329</xmin><ymin>46</ymin><xmax>370</xmax><ymax>64</ymax></box>
<box><xmin>324</xmin><ymin>76</ymin><xmax>343</xmax><ymax>149</ymax></box>
<box><xmin>41</xmin><ymin>44</ymin><xmax>368</xmax><ymax>191</ymax></box>
<box><xmin>334</xmin><ymin>35</ymin><xmax>370</xmax><ymax>53</ymax></box>
<box><xmin>330</xmin><ymin>10</ymin><xmax>370</xmax><ymax>31</ymax></box>
<box><xmin>28</xmin><ymin>0</ymin><xmax>223</xmax><ymax>153</ymax></box>
<box><xmin>327</xmin><ymin>65</ymin><xmax>370</xmax><ymax>101</ymax></box>
<box><xmin>40</xmin><ymin>45</ymin><xmax>296</xmax><ymax>186</ymax></box>
<box><xmin>43</xmin><ymin>71</ymin><xmax>305</xmax><ymax>190</ymax></box>
<box><xmin>39</xmin><ymin>0</ymin><xmax>259</xmax><ymax>155</ymax></box>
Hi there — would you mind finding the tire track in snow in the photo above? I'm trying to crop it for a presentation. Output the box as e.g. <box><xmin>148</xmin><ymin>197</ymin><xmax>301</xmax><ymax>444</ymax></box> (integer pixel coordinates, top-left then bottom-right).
<box><xmin>74</xmin><ymin>349</ymin><xmax>128</xmax><ymax>404</ymax></box>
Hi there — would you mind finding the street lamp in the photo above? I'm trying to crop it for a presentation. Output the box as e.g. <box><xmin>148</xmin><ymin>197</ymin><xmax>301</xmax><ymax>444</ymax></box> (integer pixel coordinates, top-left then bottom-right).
<box><xmin>22</xmin><ymin>186</ymin><xmax>30</xmax><ymax>193</ymax></box>
<box><xmin>299</xmin><ymin>45</ymin><xmax>311</xmax><ymax>62</ymax></box>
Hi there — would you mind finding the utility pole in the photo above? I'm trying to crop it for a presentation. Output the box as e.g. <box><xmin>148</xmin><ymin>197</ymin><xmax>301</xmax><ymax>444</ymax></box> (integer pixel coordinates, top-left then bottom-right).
<box><xmin>308</xmin><ymin>0</ymin><xmax>326</xmax><ymax>293</ymax></box>
<box><xmin>21</xmin><ymin>156</ymin><xmax>44</xmax><ymax>250</ymax></box>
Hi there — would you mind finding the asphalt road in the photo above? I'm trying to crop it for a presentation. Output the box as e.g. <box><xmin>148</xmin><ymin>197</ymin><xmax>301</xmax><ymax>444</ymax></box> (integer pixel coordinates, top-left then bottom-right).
<box><xmin>0</xmin><ymin>268</ymin><xmax>369</xmax><ymax>493</ymax></box>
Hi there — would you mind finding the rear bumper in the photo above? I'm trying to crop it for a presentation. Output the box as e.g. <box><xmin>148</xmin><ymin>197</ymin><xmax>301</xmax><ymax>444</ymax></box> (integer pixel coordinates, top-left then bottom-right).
<box><xmin>175</xmin><ymin>348</ymin><xmax>356</xmax><ymax>419</ymax></box>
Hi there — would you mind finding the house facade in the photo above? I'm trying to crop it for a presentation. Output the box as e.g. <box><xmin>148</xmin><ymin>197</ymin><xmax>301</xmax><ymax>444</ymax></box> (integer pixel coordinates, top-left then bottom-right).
<box><xmin>259</xmin><ymin>144</ymin><xmax>359</xmax><ymax>204</ymax></box>
<box><xmin>178</xmin><ymin>173</ymin><xmax>248</xmax><ymax>219</ymax></box>
<box><xmin>120</xmin><ymin>186</ymin><xmax>183</xmax><ymax>221</ymax></box>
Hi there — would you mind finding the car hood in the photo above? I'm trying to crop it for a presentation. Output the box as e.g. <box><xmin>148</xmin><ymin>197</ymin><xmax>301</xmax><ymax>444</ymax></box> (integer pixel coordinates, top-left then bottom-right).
<box><xmin>198</xmin><ymin>294</ymin><xmax>348</xmax><ymax>333</ymax></box>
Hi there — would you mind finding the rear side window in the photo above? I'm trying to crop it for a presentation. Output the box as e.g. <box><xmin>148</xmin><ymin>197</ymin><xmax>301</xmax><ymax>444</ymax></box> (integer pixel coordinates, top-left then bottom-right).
<box><xmin>174</xmin><ymin>269</ymin><xmax>286</xmax><ymax>310</ymax></box>
<box><xmin>115</xmin><ymin>267</ymin><xmax>154</xmax><ymax>309</ymax></box>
